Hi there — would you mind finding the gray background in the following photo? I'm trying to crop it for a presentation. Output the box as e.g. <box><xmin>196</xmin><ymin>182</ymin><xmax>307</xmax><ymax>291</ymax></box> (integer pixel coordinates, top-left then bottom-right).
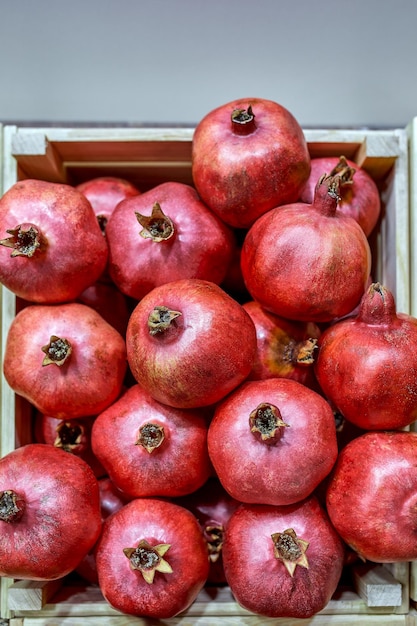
<box><xmin>1</xmin><ymin>0</ymin><xmax>416</xmax><ymax>128</ymax></box>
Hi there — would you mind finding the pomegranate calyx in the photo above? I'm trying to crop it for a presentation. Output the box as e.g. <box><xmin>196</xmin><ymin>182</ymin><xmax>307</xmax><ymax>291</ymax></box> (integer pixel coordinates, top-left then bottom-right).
<box><xmin>330</xmin><ymin>155</ymin><xmax>356</xmax><ymax>186</ymax></box>
<box><xmin>136</xmin><ymin>202</ymin><xmax>175</xmax><ymax>242</ymax></box>
<box><xmin>54</xmin><ymin>421</ymin><xmax>84</xmax><ymax>452</ymax></box>
<box><xmin>148</xmin><ymin>305</ymin><xmax>182</xmax><ymax>336</ymax></box>
<box><xmin>0</xmin><ymin>224</ymin><xmax>45</xmax><ymax>257</ymax></box>
<box><xmin>123</xmin><ymin>539</ymin><xmax>173</xmax><ymax>584</ymax></box>
<box><xmin>203</xmin><ymin>520</ymin><xmax>224</xmax><ymax>563</ymax></box>
<box><xmin>314</xmin><ymin>174</ymin><xmax>341</xmax><ymax>215</ymax></box>
<box><xmin>41</xmin><ymin>335</ymin><xmax>72</xmax><ymax>367</ymax></box>
<box><xmin>357</xmin><ymin>282</ymin><xmax>397</xmax><ymax>326</ymax></box>
<box><xmin>271</xmin><ymin>528</ymin><xmax>309</xmax><ymax>577</ymax></box>
<box><xmin>292</xmin><ymin>337</ymin><xmax>318</xmax><ymax>366</ymax></box>
<box><xmin>0</xmin><ymin>490</ymin><xmax>25</xmax><ymax>523</ymax></box>
<box><xmin>249</xmin><ymin>402</ymin><xmax>290</xmax><ymax>445</ymax></box>
<box><xmin>135</xmin><ymin>422</ymin><xmax>165</xmax><ymax>453</ymax></box>
<box><xmin>231</xmin><ymin>105</ymin><xmax>256</xmax><ymax>135</ymax></box>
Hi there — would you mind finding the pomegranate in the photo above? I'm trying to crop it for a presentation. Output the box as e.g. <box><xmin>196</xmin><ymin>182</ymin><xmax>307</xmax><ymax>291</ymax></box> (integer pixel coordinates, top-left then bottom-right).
<box><xmin>207</xmin><ymin>378</ymin><xmax>338</xmax><ymax>506</ymax></box>
<box><xmin>77</xmin><ymin>281</ymin><xmax>131</xmax><ymax>337</ymax></box>
<box><xmin>0</xmin><ymin>443</ymin><xmax>101</xmax><ymax>580</ymax></box>
<box><xmin>315</xmin><ymin>282</ymin><xmax>417</xmax><ymax>430</ymax></box>
<box><xmin>242</xmin><ymin>300</ymin><xmax>321</xmax><ymax>387</ymax></box>
<box><xmin>0</xmin><ymin>179</ymin><xmax>108</xmax><ymax>303</ymax></box>
<box><xmin>240</xmin><ymin>173</ymin><xmax>372</xmax><ymax>322</ymax></box>
<box><xmin>299</xmin><ymin>155</ymin><xmax>381</xmax><ymax>237</ymax></box>
<box><xmin>326</xmin><ymin>430</ymin><xmax>417</xmax><ymax>562</ymax></box>
<box><xmin>192</xmin><ymin>97</ymin><xmax>310</xmax><ymax>228</ymax></box>
<box><xmin>34</xmin><ymin>412</ymin><xmax>106</xmax><ymax>478</ymax></box>
<box><xmin>91</xmin><ymin>384</ymin><xmax>212</xmax><ymax>498</ymax></box>
<box><xmin>105</xmin><ymin>181</ymin><xmax>236</xmax><ymax>300</ymax></box>
<box><xmin>126</xmin><ymin>279</ymin><xmax>257</xmax><ymax>408</ymax></box>
<box><xmin>77</xmin><ymin>476</ymin><xmax>130</xmax><ymax>585</ymax></box>
<box><xmin>3</xmin><ymin>302</ymin><xmax>127</xmax><ymax>419</ymax></box>
<box><xmin>95</xmin><ymin>497</ymin><xmax>210</xmax><ymax>618</ymax></box>
<box><xmin>175</xmin><ymin>477</ymin><xmax>241</xmax><ymax>584</ymax></box>
<box><xmin>76</xmin><ymin>176</ymin><xmax>141</xmax><ymax>234</ymax></box>
<box><xmin>222</xmin><ymin>496</ymin><xmax>345</xmax><ymax>618</ymax></box>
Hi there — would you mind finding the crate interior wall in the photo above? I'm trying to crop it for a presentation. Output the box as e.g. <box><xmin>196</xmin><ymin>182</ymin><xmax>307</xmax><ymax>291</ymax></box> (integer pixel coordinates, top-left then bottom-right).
<box><xmin>0</xmin><ymin>125</ymin><xmax>414</xmax><ymax>625</ymax></box>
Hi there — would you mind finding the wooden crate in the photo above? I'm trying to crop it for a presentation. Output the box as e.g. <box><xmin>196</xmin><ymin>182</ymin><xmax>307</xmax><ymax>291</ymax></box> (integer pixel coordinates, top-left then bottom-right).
<box><xmin>0</xmin><ymin>124</ymin><xmax>414</xmax><ymax>626</ymax></box>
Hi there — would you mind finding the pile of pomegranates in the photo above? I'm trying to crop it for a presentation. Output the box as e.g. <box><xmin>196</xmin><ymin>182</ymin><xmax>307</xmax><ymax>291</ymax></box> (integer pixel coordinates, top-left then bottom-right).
<box><xmin>0</xmin><ymin>96</ymin><xmax>413</xmax><ymax>620</ymax></box>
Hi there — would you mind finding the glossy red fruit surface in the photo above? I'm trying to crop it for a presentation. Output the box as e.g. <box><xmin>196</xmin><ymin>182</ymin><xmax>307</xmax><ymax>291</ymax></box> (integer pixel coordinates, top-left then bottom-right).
<box><xmin>0</xmin><ymin>443</ymin><xmax>101</xmax><ymax>580</ymax></box>
<box><xmin>299</xmin><ymin>155</ymin><xmax>381</xmax><ymax>237</ymax></box>
<box><xmin>326</xmin><ymin>430</ymin><xmax>417</xmax><ymax>562</ymax></box>
<box><xmin>241</xmin><ymin>174</ymin><xmax>371</xmax><ymax>322</ymax></box>
<box><xmin>91</xmin><ymin>384</ymin><xmax>211</xmax><ymax>498</ymax></box>
<box><xmin>126</xmin><ymin>279</ymin><xmax>257</xmax><ymax>408</ymax></box>
<box><xmin>192</xmin><ymin>97</ymin><xmax>310</xmax><ymax>228</ymax></box>
<box><xmin>95</xmin><ymin>497</ymin><xmax>210</xmax><ymax>618</ymax></box>
<box><xmin>0</xmin><ymin>179</ymin><xmax>108</xmax><ymax>303</ymax></box>
<box><xmin>222</xmin><ymin>496</ymin><xmax>344</xmax><ymax>618</ymax></box>
<box><xmin>3</xmin><ymin>302</ymin><xmax>127</xmax><ymax>419</ymax></box>
<box><xmin>106</xmin><ymin>181</ymin><xmax>236</xmax><ymax>300</ymax></box>
<box><xmin>207</xmin><ymin>378</ymin><xmax>338</xmax><ymax>506</ymax></box>
<box><xmin>315</xmin><ymin>282</ymin><xmax>417</xmax><ymax>430</ymax></box>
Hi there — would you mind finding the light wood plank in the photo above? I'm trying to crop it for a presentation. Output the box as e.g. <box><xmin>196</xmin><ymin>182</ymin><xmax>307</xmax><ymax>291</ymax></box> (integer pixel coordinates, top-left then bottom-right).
<box><xmin>8</xmin><ymin>580</ymin><xmax>63</xmax><ymax>611</ymax></box>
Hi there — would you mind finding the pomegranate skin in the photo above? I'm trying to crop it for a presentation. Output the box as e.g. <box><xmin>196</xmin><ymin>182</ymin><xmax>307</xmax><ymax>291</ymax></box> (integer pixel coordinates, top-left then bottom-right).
<box><xmin>315</xmin><ymin>282</ymin><xmax>417</xmax><ymax>430</ymax></box>
<box><xmin>105</xmin><ymin>181</ymin><xmax>236</xmax><ymax>300</ymax></box>
<box><xmin>192</xmin><ymin>97</ymin><xmax>311</xmax><ymax>228</ymax></box>
<box><xmin>126</xmin><ymin>279</ymin><xmax>257</xmax><ymax>409</ymax></box>
<box><xmin>3</xmin><ymin>302</ymin><xmax>127</xmax><ymax>419</ymax></box>
<box><xmin>76</xmin><ymin>176</ymin><xmax>141</xmax><ymax>231</ymax></box>
<box><xmin>0</xmin><ymin>443</ymin><xmax>102</xmax><ymax>580</ymax></box>
<box><xmin>326</xmin><ymin>431</ymin><xmax>417</xmax><ymax>562</ymax></box>
<box><xmin>95</xmin><ymin>498</ymin><xmax>210</xmax><ymax>618</ymax></box>
<box><xmin>222</xmin><ymin>497</ymin><xmax>344</xmax><ymax>618</ymax></box>
<box><xmin>91</xmin><ymin>384</ymin><xmax>212</xmax><ymax>498</ymax></box>
<box><xmin>299</xmin><ymin>156</ymin><xmax>381</xmax><ymax>237</ymax></box>
<box><xmin>207</xmin><ymin>378</ymin><xmax>338</xmax><ymax>506</ymax></box>
<box><xmin>242</xmin><ymin>300</ymin><xmax>321</xmax><ymax>387</ymax></box>
<box><xmin>77</xmin><ymin>281</ymin><xmax>131</xmax><ymax>337</ymax></box>
<box><xmin>0</xmin><ymin>179</ymin><xmax>108</xmax><ymax>303</ymax></box>
<box><xmin>241</xmin><ymin>174</ymin><xmax>372</xmax><ymax>322</ymax></box>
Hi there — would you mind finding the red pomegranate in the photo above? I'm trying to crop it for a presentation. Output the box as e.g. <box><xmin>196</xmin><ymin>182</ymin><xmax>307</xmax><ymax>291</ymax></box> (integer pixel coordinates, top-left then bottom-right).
<box><xmin>242</xmin><ymin>300</ymin><xmax>321</xmax><ymax>387</ymax></box>
<box><xmin>77</xmin><ymin>476</ymin><xmax>130</xmax><ymax>584</ymax></box>
<box><xmin>77</xmin><ymin>281</ymin><xmax>131</xmax><ymax>337</ymax></box>
<box><xmin>175</xmin><ymin>477</ymin><xmax>241</xmax><ymax>584</ymax></box>
<box><xmin>3</xmin><ymin>302</ymin><xmax>127</xmax><ymax>419</ymax></box>
<box><xmin>240</xmin><ymin>173</ymin><xmax>372</xmax><ymax>322</ymax></box>
<box><xmin>34</xmin><ymin>412</ymin><xmax>106</xmax><ymax>478</ymax></box>
<box><xmin>207</xmin><ymin>378</ymin><xmax>338</xmax><ymax>506</ymax></box>
<box><xmin>192</xmin><ymin>97</ymin><xmax>311</xmax><ymax>228</ymax></box>
<box><xmin>326</xmin><ymin>431</ymin><xmax>417</xmax><ymax>562</ymax></box>
<box><xmin>95</xmin><ymin>498</ymin><xmax>210</xmax><ymax>618</ymax></box>
<box><xmin>105</xmin><ymin>182</ymin><xmax>236</xmax><ymax>300</ymax></box>
<box><xmin>126</xmin><ymin>279</ymin><xmax>257</xmax><ymax>408</ymax></box>
<box><xmin>222</xmin><ymin>496</ymin><xmax>345</xmax><ymax>618</ymax></box>
<box><xmin>0</xmin><ymin>179</ymin><xmax>108</xmax><ymax>303</ymax></box>
<box><xmin>91</xmin><ymin>384</ymin><xmax>212</xmax><ymax>498</ymax></box>
<box><xmin>315</xmin><ymin>282</ymin><xmax>417</xmax><ymax>430</ymax></box>
<box><xmin>0</xmin><ymin>443</ymin><xmax>102</xmax><ymax>580</ymax></box>
<box><xmin>76</xmin><ymin>176</ymin><xmax>141</xmax><ymax>234</ymax></box>
<box><xmin>299</xmin><ymin>155</ymin><xmax>381</xmax><ymax>236</ymax></box>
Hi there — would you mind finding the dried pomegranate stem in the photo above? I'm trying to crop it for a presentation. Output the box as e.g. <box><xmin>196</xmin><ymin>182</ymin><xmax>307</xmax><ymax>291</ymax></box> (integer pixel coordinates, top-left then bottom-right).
<box><xmin>0</xmin><ymin>224</ymin><xmax>46</xmax><ymax>257</ymax></box>
<box><xmin>330</xmin><ymin>155</ymin><xmax>356</xmax><ymax>186</ymax></box>
<box><xmin>41</xmin><ymin>335</ymin><xmax>72</xmax><ymax>366</ymax></box>
<box><xmin>148</xmin><ymin>306</ymin><xmax>182</xmax><ymax>336</ymax></box>
<box><xmin>0</xmin><ymin>490</ymin><xmax>25</xmax><ymax>523</ymax></box>
<box><xmin>123</xmin><ymin>539</ymin><xmax>173</xmax><ymax>584</ymax></box>
<box><xmin>293</xmin><ymin>338</ymin><xmax>318</xmax><ymax>366</ymax></box>
<box><xmin>271</xmin><ymin>528</ymin><xmax>309</xmax><ymax>577</ymax></box>
<box><xmin>135</xmin><ymin>422</ymin><xmax>165</xmax><ymax>453</ymax></box>
<box><xmin>231</xmin><ymin>105</ymin><xmax>256</xmax><ymax>135</ymax></box>
<box><xmin>136</xmin><ymin>202</ymin><xmax>175</xmax><ymax>242</ymax></box>
<box><xmin>249</xmin><ymin>403</ymin><xmax>290</xmax><ymax>445</ymax></box>
<box><xmin>54</xmin><ymin>421</ymin><xmax>84</xmax><ymax>452</ymax></box>
<box><xmin>203</xmin><ymin>520</ymin><xmax>224</xmax><ymax>563</ymax></box>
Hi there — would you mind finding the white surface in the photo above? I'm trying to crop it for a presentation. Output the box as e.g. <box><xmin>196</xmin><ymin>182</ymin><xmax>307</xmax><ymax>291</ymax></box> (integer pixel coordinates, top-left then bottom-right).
<box><xmin>0</xmin><ymin>0</ymin><xmax>416</xmax><ymax>127</ymax></box>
